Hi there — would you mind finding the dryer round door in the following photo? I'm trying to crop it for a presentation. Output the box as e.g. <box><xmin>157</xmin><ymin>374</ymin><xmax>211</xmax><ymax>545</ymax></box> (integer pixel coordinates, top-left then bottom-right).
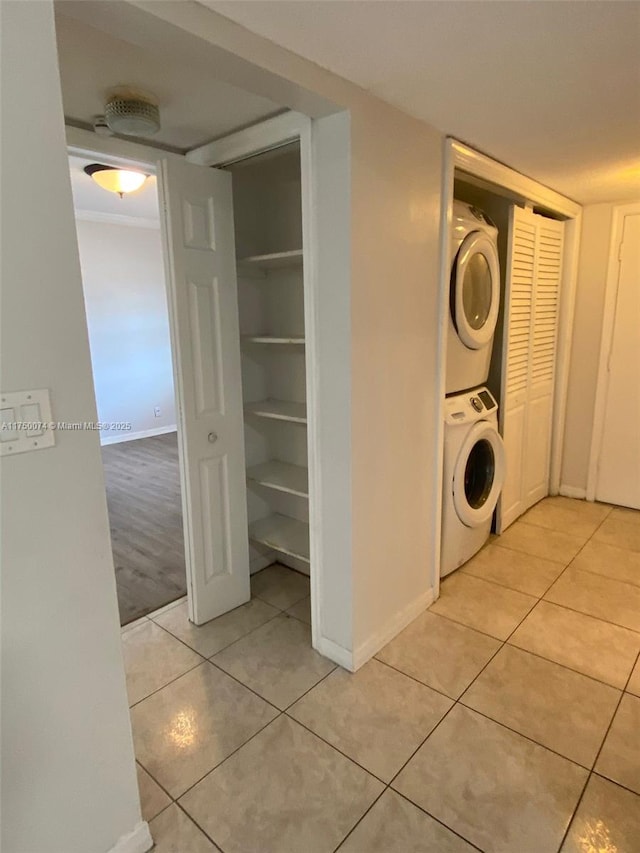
<box><xmin>451</xmin><ymin>231</ymin><xmax>500</xmax><ymax>350</ymax></box>
<box><xmin>452</xmin><ymin>421</ymin><xmax>506</xmax><ymax>528</ymax></box>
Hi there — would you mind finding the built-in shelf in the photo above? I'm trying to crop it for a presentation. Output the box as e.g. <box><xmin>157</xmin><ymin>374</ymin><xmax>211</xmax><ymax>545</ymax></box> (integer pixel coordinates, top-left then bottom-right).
<box><xmin>242</xmin><ymin>335</ymin><xmax>305</xmax><ymax>346</ymax></box>
<box><xmin>237</xmin><ymin>249</ymin><xmax>303</xmax><ymax>270</ymax></box>
<box><xmin>244</xmin><ymin>399</ymin><xmax>307</xmax><ymax>424</ymax></box>
<box><xmin>249</xmin><ymin>514</ymin><xmax>310</xmax><ymax>562</ymax></box>
<box><xmin>247</xmin><ymin>460</ymin><xmax>309</xmax><ymax>498</ymax></box>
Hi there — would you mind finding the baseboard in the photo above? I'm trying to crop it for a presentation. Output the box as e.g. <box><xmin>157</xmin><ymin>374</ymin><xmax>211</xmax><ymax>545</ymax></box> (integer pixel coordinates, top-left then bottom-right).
<box><xmin>107</xmin><ymin>821</ymin><xmax>153</xmax><ymax>853</ymax></box>
<box><xmin>316</xmin><ymin>587</ymin><xmax>436</xmax><ymax>674</ymax></box>
<box><xmin>559</xmin><ymin>485</ymin><xmax>587</xmax><ymax>500</ymax></box>
<box><xmin>315</xmin><ymin>635</ymin><xmax>356</xmax><ymax>671</ymax></box>
<box><xmin>101</xmin><ymin>426</ymin><xmax>177</xmax><ymax>446</ymax></box>
<box><xmin>250</xmin><ymin>553</ymin><xmax>276</xmax><ymax>574</ymax></box>
<box><xmin>351</xmin><ymin>587</ymin><xmax>436</xmax><ymax>672</ymax></box>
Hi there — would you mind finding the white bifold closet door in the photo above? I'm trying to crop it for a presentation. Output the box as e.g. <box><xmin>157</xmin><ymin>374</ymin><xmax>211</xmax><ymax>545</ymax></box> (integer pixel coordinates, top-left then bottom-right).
<box><xmin>497</xmin><ymin>206</ymin><xmax>564</xmax><ymax>532</ymax></box>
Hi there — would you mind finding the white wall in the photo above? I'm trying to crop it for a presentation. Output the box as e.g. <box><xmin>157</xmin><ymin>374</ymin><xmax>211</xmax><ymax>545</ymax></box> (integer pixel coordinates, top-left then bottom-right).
<box><xmin>561</xmin><ymin>204</ymin><xmax>615</xmax><ymax>494</ymax></box>
<box><xmin>74</xmin><ymin>218</ymin><xmax>176</xmax><ymax>443</ymax></box>
<box><xmin>350</xmin><ymin>103</ymin><xmax>443</xmax><ymax>661</ymax></box>
<box><xmin>0</xmin><ymin>4</ymin><xmax>148</xmax><ymax>852</ymax></box>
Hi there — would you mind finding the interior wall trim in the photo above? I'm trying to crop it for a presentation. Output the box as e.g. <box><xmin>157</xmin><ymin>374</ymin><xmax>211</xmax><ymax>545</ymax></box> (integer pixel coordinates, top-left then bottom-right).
<box><xmin>186</xmin><ymin>111</ymin><xmax>309</xmax><ymax>167</ymax></box>
<box><xmin>450</xmin><ymin>139</ymin><xmax>581</xmax><ymax>219</ymax></box>
<box><xmin>559</xmin><ymin>485</ymin><xmax>587</xmax><ymax>500</ymax></box>
<box><xmin>66</xmin><ymin>125</ymin><xmax>183</xmax><ymax>171</ymax></box>
<box><xmin>107</xmin><ymin>820</ymin><xmax>153</xmax><ymax>853</ymax></box>
<box><xmin>100</xmin><ymin>425</ymin><xmax>177</xmax><ymax>447</ymax></box>
<box><xmin>75</xmin><ymin>210</ymin><xmax>160</xmax><ymax>230</ymax></box>
<box><xmin>351</xmin><ymin>588</ymin><xmax>436</xmax><ymax>672</ymax></box>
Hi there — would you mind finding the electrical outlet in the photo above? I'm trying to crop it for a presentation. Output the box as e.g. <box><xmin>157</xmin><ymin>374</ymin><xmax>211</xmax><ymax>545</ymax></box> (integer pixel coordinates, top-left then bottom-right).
<box><xmin>154</xmin><ymin>406</ymin><xmax>161</xmax><ymax>418</ymax></box>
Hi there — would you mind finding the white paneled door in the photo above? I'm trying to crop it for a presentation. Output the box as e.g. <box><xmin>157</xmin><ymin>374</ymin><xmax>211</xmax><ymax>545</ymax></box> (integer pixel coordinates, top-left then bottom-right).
<box><xmin>595</xmin><ymin>211</ymin><xmax>640</xmax><ymax>509</ymax></box>
<box><xmin>159</xmin><ymin>159</ymin><xmax>250</xmax><ymax>624</ymax></box>
<box><xmin>497</xmin><ymin>206</ymin><xmax>564</xmax><ymax>532</ymax></box>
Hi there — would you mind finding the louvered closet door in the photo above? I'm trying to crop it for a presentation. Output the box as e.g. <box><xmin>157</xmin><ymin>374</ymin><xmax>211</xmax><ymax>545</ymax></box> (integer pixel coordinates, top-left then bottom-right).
<box><xmin>497</xmin><ymin>207</ymin><xmax>564</xmax><ymax>532</ymax></box>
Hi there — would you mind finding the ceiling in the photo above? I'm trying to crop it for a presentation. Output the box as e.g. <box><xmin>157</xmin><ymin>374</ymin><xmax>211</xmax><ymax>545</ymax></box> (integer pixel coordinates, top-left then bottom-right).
<box><xmin>54</xmin><ymin>6</ymin><xmax>283</xmax><ymax>151</ymax></box>
<box><xmin>69</xmin><ymin>155</ymin><xmax>159</xmax><ymax>219</ymax></box>
<box><xmin>203</xmin><ymin>0</ymin><xmax>640</xmax><ymax>204</ymax></box>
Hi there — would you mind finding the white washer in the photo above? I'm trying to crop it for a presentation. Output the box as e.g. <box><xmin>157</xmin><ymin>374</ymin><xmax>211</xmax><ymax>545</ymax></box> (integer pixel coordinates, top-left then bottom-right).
<box><xmin>441</xmin><ymin>387</ymin><xmax>506</xmax><ymax>577</ymax></box>
<box><xmin>446</xmin><ymin>201</ymin><xmax>500</xmax><ymax>395</ymax></box>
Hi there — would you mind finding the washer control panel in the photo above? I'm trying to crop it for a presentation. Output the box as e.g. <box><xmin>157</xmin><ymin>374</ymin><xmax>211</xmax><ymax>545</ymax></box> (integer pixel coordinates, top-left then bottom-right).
<box><xmin>445</xmin><ymin>387</ymin><xmax>498</xmax><ymax>424</ymax></box>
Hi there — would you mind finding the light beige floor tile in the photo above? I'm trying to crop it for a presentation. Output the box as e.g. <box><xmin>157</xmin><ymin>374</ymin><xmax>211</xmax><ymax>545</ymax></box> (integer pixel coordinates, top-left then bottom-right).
<box><xmin>122</xmin><ymin>620</ymin><xmax>202</xmax><ymax>706</ymax></box>
<box><xmin>593</xmin><ymin>515</ymin><xmax>640</xmax><ymax>553</ymax></box>
<box><xmin>461</xmin><ymin>543</ymin><xmax>564</xmax><ymax>597</ymax></box>
<box><xmin>286</xmin><ymin>595</ymin><xmax>311</xmax><ymax>624</ymax></box>
<box><xmin>497</xmin><ymin>519</ymin><xmax>586</xmax><ymax>564</ymax></box>
<box><xmin>509</xmin><ymin>601</ymin><xmax>640</xmax><ymax>689</ymax></box>
<box><xmin>337</xmin><ymin>789</ymin><xmax>476</xmax><ymax>853</ymax></box>
<box><xmin>212</xmin><ymin>614</ymin><xmax>335</xmax><ymax>709</ymax></box>
<box><xmin>131</xmin><ymin>662</ymin><xmax>278</xmax><ymax>798</ymax></box>
<box><xmin>461</xmin><ymin>645</ymin><xmax>620</xmax><ymax>767</ymax></box>
<box><xmin>544</xmin><ymin>567</ymin><xmax>640</xmax><ymax>632</ymax></box>
<box><xmin>121</xmin><ymin>615</ymin><xmax>149</xmax><ymax>634</ymax></box>
<box><xmin>609</xmin><ymin>506</ymin><xmax>640</xmax><ymax>526</ymax></box>
<box><xmin>572</xmin><ymin>538</ymin><xmax>640</xmax><ymax>587</ymax></box>
<box><xmin>376</xmin><ymin>610</ymin><xmax>500</xmax><ymax>699</ymax></box>
<box><xmin>595</xmin><ymin>694</ymin><xmax>640</xmax><ymax>794</ymax></box>
<box><xmin>627</xmin><ymin>657</ymin><xmax>640</xmax><ymax>697</ymax></box>
<box><xmin>393</xmin><ymin>705</ymin><xmax>587</xmax><ymax>853</ymax></box>
<box><xmin>147</xmin><ymin>596</ymin><xmax>188</xmax><ymax>620</ymax></box>
<box><xmin>250</xmin><ymin>564</ymin><xmax>310</xmax><ymax>609</ymax></box>
<box><xmin>149</xmin><ymin>803</ymin><xmax>221</xmax><ymax>852</ymax></box>
<box><xmin>561</xmin><ymin>774</ymin><xmax>640</xmax><ymax>853</ymax></box>
<box><xmin>429</xmin><ymin>572</ymin><xmax>536</xmax><ymax>640</ymax></box>
<box><xmin>136</xmin><ymin>763</ymin><xmax>171</xmax><ymax>822</ymax></box>
<box><xmin>289</xmin><ymin>659</ymin><xmax>452</xmax><ymax>781</ymax></box>
<box><xmin>539</xmin><ymin>496</ymin><xmax>612</xmax><ymax>522</ymax></box>
<box><xmin>152</xmin><ymin>599</ymin><xmax>279</xmax><ymax>658</ymax></box>
<box><xmin>522</xmin><ymin>497</ymin><xmax>610</xmax><ymax>539</ymax></box>
<box><xmin>180</xmin><ymin>715</ymin><xmax>383</xmax><ymax>853</ymax></box>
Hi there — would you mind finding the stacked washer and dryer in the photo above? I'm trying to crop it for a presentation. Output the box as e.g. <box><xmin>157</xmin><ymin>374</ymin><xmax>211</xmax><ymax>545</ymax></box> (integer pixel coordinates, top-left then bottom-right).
<box><xmin>441</xmin><ymin>202</ymin><xmax>506</xmax><ymax>577</ymax></box>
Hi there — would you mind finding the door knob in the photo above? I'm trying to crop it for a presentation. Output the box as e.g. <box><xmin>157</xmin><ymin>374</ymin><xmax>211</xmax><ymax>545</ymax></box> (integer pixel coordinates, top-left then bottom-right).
<box><xmin>208</xmin><ymin>432</ymin><xmax>218</xmax><ymax>443</ymax></box>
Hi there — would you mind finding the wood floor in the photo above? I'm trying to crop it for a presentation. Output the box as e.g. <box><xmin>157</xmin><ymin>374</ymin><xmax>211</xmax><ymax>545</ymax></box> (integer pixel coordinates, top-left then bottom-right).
<box><xmin>102</xmin><ymin>432</ymin><xmax>186</xmax><ymax>625</ymax></box>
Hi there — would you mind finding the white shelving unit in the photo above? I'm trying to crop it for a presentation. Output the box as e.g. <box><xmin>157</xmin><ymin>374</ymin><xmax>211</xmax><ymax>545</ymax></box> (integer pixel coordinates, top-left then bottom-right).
<box><xmin>247</xmin><ymin>461</ymin><xmax>309</xmax><ymax>498</ymax></box>
<box><xmin>249</xmin><ymin>514</ymin><xmax>310</xmax><ymax>563</ymax></box>
<box><xmin>242</xmin><ymin>335</ymin><xmax>305</xmax><ymax>345</ymax></box>
<box><xmin>244</xmin><ymin>399</ymin><xmax>307</xmax><ymax>424</ymax></box>
<box><xmin>229</xmin><ymin>142</ymin><xmax>311</xmax><ymax>576</ymax></box>
<box><xmin>238</xmin><ymin>249</ymin><xmax>303</xmax><ymax>270</ymax></box>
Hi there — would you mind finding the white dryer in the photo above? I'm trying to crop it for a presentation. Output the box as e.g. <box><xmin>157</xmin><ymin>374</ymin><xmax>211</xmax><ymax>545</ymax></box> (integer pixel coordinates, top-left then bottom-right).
<box><xmin>441</xmin><ymin>387</ymin><xmax>506</xmax><ymax>577</ymax></box>
<box><xmin>446</xmin><ymin>201</ymin><xmax>500</xmax><ymax>395</ymax></box>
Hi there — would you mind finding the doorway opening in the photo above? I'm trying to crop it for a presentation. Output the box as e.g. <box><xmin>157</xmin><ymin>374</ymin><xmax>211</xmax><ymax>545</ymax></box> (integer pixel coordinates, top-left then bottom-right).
<box><xmin>69</xmin><ymin>154</ymin><xmax>187</xmax><ymax>625</ymax></box>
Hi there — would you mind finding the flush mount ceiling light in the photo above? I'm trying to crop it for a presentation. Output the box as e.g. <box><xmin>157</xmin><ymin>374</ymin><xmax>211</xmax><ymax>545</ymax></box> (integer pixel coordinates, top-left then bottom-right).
<box><xmin>83</xmin><ymin>164</ymin><xmax>148</xmax><ymax>198</ymax></box>
<box><xmin>104</xmin><ymin>88</ymin><xmax>161</xmax><ymax>137</ymax></box>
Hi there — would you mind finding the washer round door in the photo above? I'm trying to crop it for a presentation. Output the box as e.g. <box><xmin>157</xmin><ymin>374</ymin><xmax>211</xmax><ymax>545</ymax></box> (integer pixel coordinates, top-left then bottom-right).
<box><xmin>453</xmin><ymin>421</ymin><xmax>506</xmax><ymax>528</ymax></box>
<box><xmin>451</xmin><ymin>231</ymin><xmax>500</xmax><ymax>350</ymax></box>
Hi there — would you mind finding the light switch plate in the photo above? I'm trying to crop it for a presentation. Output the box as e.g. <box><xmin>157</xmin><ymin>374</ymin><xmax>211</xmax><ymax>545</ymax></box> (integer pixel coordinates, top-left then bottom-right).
<box><xmin>0</xmin><ymin>389</ymin><xmax>55</xmax><ymax>456</ymax></box>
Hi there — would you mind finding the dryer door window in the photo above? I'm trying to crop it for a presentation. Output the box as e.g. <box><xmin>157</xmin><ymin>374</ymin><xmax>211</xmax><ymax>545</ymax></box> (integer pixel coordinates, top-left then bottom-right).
<box><xmin>462</xmin><ymin>253</ymin><xmax>492</xmax><ymax>330</ymax></box>
<box><xmin>453</xmin><ymin>421</ymin><xmax>506</xmax><ymax>528</ymax></box>
<box><xmin>452</xmin><ymin>231</ymin><xmax>500</xmax><ymax>350</ymax></box>
<box><xmin>464</xmin><ymin>437</ymin><xmax>495</xmax><ymax>509</ymax></box>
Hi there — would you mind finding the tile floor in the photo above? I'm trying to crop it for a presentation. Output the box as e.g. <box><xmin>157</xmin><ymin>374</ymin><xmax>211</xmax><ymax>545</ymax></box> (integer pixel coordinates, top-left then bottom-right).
<box><xmin>123</xmin><ymin>497</ymin><xmax>640</xmax><ymax>853</ymax></box>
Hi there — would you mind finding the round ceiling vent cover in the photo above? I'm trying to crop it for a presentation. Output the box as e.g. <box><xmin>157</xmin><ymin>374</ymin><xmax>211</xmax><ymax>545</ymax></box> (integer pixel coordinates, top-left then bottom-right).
<box><xmin>105</xmin><ymin>95</ymin><xmax>160</xmax><ymax>137</ymax></box>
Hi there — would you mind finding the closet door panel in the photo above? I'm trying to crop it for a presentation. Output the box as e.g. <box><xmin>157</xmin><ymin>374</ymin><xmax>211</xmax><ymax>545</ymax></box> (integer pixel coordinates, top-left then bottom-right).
<box><xmin>497</xmin><ymin>207</ymin><xmax>564</xmax><ymax>531</ymax></box>
<box><xmin>497</xmin><ymin>206</ymin><xmax>534</xmax><ymax>531</ymax></box>
<box><xmin>159</xmin><ymin>158</ymin><xmax>250</xmax><ymax>624</ymax></box>
<box><xmin>499</xmin><ymin>401</ymin><xmax>526</xmax><ymax>531</ymax></box>
<box><xmin>523</xmin><ymin>388</ymin><xmax>553</xmax><ymax>507</ymax></box>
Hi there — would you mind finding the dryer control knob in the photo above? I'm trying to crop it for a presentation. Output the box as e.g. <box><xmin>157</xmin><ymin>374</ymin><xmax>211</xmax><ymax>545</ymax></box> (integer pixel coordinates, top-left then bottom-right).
<box><xmin>471</xmin><ymin>396</ymin><xmax>483</xmax><ymax>412</ymax></box>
